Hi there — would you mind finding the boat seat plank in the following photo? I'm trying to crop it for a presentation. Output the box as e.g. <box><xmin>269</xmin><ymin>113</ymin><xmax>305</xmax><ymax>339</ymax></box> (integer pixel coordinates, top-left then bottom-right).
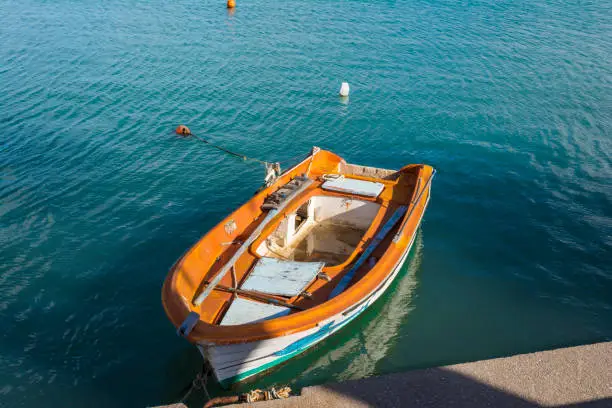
<box><xmin>322</xmin><ymin>177</ymin><xmax>384</xmax><ymax>198</ymax></box>
<box><xmin>220</xmin><ymin>297</ymin><xmax>291</xmax><ymax>326</ymax></box>
<box><xmin>241</xmin><ymin>257</ymin><xmax>325</xmax><ymax>297</ymax></box>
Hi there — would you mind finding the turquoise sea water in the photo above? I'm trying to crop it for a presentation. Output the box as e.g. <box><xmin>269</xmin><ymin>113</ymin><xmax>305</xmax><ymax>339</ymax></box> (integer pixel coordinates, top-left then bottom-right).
<box><xmin>1</xmin><ymin>0</ymin><xmax>611</xmax><ymax>406</ymax></box>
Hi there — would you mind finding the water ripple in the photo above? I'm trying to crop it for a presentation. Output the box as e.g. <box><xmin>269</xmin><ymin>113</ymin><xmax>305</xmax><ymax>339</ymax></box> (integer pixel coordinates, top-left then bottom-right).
<box><xmin>1</xmin><ymin>0</ymin><xmax>611</xmax><ymax>406</ymax></box>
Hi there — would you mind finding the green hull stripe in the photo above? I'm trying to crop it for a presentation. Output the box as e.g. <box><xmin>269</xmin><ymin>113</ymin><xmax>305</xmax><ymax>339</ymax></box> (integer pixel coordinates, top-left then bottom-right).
<box><xmin>219</xmin><ymin>344</ymin><xmax>308</xmax><ymax>388</ymax></box>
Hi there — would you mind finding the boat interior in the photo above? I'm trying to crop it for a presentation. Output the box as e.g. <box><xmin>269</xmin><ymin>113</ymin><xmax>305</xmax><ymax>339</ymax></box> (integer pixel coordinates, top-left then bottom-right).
<box><xmin>254</xmin><ymin>195</ymin><xmax>381</xmax><ymax>266</ymax></box>
<box><xmin>164</xmin><ymin>151</ymin><xmax>430</xmax><ymax>334</ymax></box>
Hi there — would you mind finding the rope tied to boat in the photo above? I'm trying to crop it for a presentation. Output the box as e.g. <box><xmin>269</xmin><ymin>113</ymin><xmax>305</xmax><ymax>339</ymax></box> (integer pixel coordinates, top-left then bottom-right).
<box><xmin>179</xmin><ymin>364</ymin><xmax>211</xmax><ymax>404</ymax></box>
<box><xmin>246</xmin><ymin>387</ymin><xmax>292</xmax><ymax>402</ymax></box>
<box><xmin>175</xmin><ymin>124</ymin><xmax>309</xmax><ymax>187</ymax></box>
<box><xmin>176</xmin><ymin>363</ymin><xmax>291</xmax><ymax>408</ymax></box>
<box><xmin>202</xmin><ymin>386</ymin><xmax>292</xmax><ymax>408</ymax></box>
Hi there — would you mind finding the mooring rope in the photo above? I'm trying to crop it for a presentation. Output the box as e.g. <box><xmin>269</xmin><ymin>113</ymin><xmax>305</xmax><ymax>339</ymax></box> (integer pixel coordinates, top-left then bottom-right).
<box><xmin>174</xmin><ymin>361</ymin><xmax>292</xmax><ymax>408</ymax></box>
<box><xmin>175</xmin><ymin>124</ymin><xmax>309</xmax><ymax>166</ymax></box>
<box><xmin>190</xmin><ymin>133</ymin><xmax>265</xmax><ymax>164</ymax></box>
<box><xmin>202</xmin><ymin>386</ymin><xmax>293</xmax><ymax>408</ymax></box>
<box><xmin>179</xmin><ymin>363</ymin><xmax>211</xmax><ymax>404</ymax></box>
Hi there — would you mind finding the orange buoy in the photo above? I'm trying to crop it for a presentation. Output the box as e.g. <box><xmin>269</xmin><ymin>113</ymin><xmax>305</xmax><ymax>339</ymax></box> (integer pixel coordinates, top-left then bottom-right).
<box><xmin>227</xmin><ymin>0</ymin><xmax>236</xmax><ymax>8</ymax></box>
<box><xmin>175</xmin><ymin>125</ymin><xmax>191</xmax><ymax>136</ymax></box>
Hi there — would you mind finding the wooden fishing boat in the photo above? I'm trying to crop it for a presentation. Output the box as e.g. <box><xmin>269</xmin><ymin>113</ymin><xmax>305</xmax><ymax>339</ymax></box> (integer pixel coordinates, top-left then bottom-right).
<box><xmin>162</xmin><ymin>147</ymin><xmax>435</xmax><ymax>387</ymax></box>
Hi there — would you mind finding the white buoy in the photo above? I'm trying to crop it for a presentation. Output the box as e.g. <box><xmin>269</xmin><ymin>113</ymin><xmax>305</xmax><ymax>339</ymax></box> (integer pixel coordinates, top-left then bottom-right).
<box><xmin>339</xmin><ymin>82</ymin><xmax>350</xmax><ymax>97</ymax></box>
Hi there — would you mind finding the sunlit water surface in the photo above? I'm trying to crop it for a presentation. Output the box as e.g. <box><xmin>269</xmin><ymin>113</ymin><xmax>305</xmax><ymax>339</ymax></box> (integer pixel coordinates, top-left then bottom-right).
<box><xmin>1</xmin><ymin>0</ymin><xmax>611</xmax><ymax>406</ymax></box>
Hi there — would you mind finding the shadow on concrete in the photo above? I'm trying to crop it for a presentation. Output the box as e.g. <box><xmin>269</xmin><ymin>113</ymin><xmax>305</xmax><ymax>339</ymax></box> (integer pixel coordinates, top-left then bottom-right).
<box><xmin>304</xmin><ymin>367</ymin><xmax>611</xmax><ymax>408</ymax></box>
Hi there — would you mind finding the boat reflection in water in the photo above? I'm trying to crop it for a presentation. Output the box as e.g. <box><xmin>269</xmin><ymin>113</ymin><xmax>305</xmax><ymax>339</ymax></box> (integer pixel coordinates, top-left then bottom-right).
<box><xmin>297</xmin><ymin>231</ymin><xmax>423</xmax><ymax>383</ymax></box>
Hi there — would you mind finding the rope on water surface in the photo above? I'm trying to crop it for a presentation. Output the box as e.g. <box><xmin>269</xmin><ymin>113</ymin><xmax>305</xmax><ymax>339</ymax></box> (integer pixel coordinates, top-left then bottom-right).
<box><xmin>175</xmin><ymin>124</ymin><xmax>309</xmax><ymax>166</ymax></box>
<box><xmin>191</xmin><ymin>133</ymin><xmax>266</xmax><ymax>164</ymax></box>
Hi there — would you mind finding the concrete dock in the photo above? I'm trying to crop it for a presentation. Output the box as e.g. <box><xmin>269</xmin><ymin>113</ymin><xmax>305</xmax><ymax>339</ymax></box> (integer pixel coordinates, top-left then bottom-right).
<box><xmin>223</xmin><ymin>342</ymin><xmax>612</xmax><ymax>407</ymax></box>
